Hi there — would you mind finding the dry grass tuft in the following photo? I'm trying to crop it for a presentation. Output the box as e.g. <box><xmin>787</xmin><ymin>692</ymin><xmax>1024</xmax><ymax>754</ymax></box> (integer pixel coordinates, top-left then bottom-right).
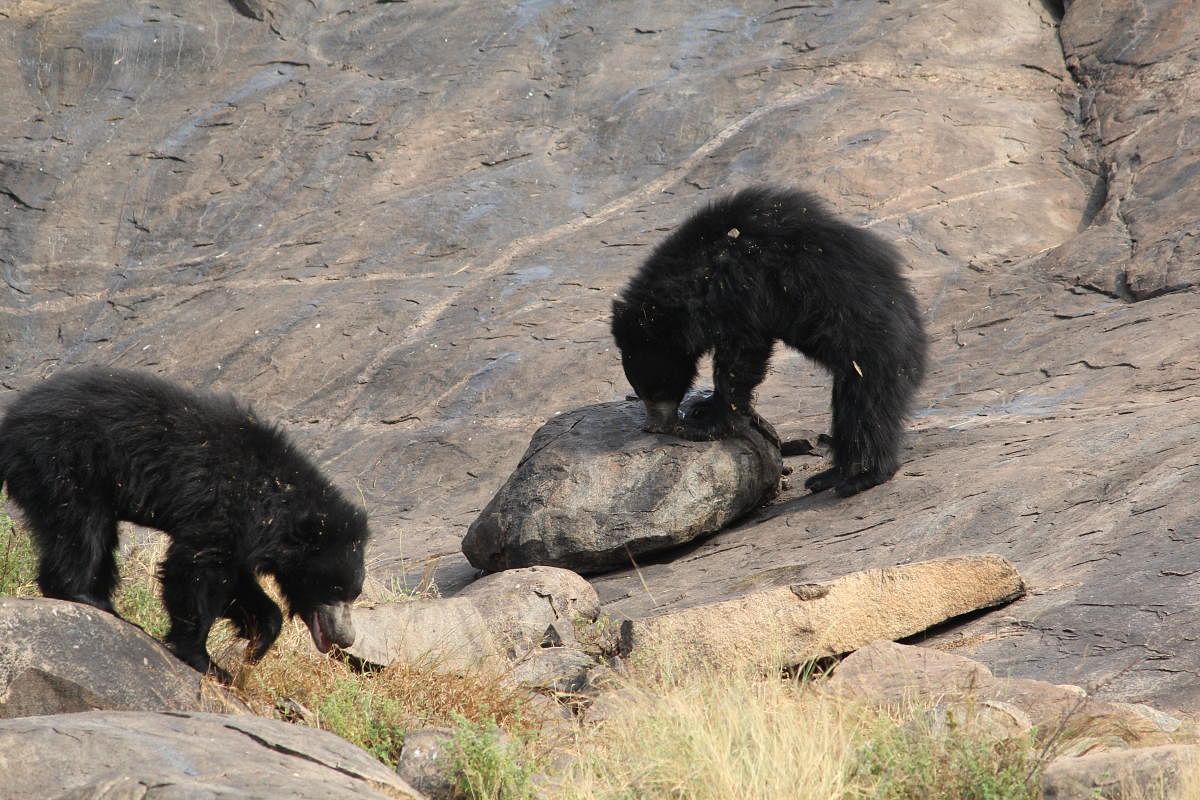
<box><xmin>1172</xmin><ymin>755</ymin><xmax>1200</xmax><ymax>800</ymax></box>
<box><xmin>114</xmin><ymin>534</ymin><xmax>171</xmax><ymax>638</ymax></box>
<box><xmin>559</xmin><ymin>667</ymin><xmax>863</xmax><ymax>800</ymax></box>
<box><xmin>553</xmin><ymin>643</ymin><xmax>1047</xmax><ymax>800</ymax></box>
<box><xmin>234</xmin><ymin>613</ymin><xmax>530</xmax><ymax>722</ymax></box>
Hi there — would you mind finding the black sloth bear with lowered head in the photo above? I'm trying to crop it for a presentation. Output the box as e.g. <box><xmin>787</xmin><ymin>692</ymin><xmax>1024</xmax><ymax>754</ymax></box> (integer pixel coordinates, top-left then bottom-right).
<box><xmin>0</xmin><ymin>368</ymin><xmax>368</xmax><ymax>681</ymax></box>
<box><xmin>611</xmin><ymin>187</ymin><xmax>927</xmax><ymax>497</ymax></box>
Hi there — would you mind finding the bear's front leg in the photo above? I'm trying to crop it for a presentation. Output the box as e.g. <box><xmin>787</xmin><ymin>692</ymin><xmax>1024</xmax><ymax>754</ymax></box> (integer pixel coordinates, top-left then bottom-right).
<box><xmin>679</xmin><ymin>339</ymin><xmax>776</xmax><ymax>444</ymax></box>
<box><xmin>223</xmin><ymin>571</ymin><xmax>284</xmax><ymax>661</ymax></box>
<box><xmin>642</xmin><ymin>399</ymin><xmax>684</xmax><ymax>436</ymax></box>
<box><xmin>678</xmin><ymin>396</ymin><xmax>781</xmax><ymax>448</ymax></box>
<box><xmin>160</xmin><ymin>543</ymin><xmax>235</xmax><ymax>683</ymax></box>
<box><xmin>677</xmin><ymin>392</ymin><xmax>739</xmax><ymax>439</ymax></box>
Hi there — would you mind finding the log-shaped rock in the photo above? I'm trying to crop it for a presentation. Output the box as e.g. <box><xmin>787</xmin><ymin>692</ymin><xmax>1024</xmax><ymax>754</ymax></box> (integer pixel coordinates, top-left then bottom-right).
<box><xmin>619</xmin><ymin>555</ymin><xmax>1025</xmax><ymax>669</ymax></box>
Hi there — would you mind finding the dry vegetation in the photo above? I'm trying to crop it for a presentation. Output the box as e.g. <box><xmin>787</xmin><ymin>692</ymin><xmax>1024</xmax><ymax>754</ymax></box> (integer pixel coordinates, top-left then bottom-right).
<box><xmin>2</xmin><ymin>496</ymin><xmax>1199</xmax><ymax>799</ymax></box>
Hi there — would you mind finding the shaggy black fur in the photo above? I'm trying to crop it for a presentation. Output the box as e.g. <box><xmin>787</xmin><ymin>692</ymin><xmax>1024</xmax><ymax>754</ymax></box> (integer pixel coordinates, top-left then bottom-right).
<box><xmin>0</xmin><ymin>368</ymin><xmax>368</xmax><ymax>681</ymax></box>
<box><xmin>611</xmin><ymin>187</ymin><xmax>927</xmax><ymax>497</ymax></box>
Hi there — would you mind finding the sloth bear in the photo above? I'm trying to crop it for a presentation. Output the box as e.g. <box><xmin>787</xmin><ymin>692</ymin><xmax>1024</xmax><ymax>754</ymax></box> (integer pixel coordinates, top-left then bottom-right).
<box><xmin>0</xmin><ymin>367</ymin><xmax>368</xmax><ymax>681</ymax></box>
<box><xmin>611</xmin><ymin>187</ymin><xmax>927</xmax><ymax>497</ymax></box>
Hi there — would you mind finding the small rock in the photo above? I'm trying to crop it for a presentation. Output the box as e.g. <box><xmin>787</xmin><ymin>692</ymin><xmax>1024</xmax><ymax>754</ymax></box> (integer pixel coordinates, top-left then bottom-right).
<box><xmin>462</xmin><ymin>400</ymin><xmax>781</xmax><ymax>574</ymax></box>
<box><xmin>276</xmin><ymin>697</ymin><xmax>317</xmax><ymax>725</ymax></box>
<box><xmin>397</xmin><ymin>727</ymin><xmax>456</xmax><ymax>800</ymax></box>
<box><xmin>458</xmin><ymin>566</ymin><xmax>600</xmax><ymax>657</ymax></box>
<box><xmin>583</xmin><ymin>685</ymin><xmax>654</xmax><ymax>726</ymax></box>
<box><xmin>503</xmin><ymin>647</ymin><xmax>598</xmax><ymax>694</ymax></box>
<box><xmin>584</xmin><ymin>663</ymin><xmax>623</xmax><ymax>693</ymax></box>
<box><xmin>540</xmin><ymin>622</ymin><xmax>568</xmax><ymax>648</ymax></box>
<box><xmin>345</xmin><ymin>597</ymin><xmax>503</xmax><ymax>672</ymax></box>
<box><xmin>1041</xmin><ymin>744</ymin><xmax>1200</xmax><ymax>800</ymax></box>
<box><xmin>826</xmin><ymin>638</ymin><xmax>998</xmax><ymax>702</ymax></box>
<box><xmin>524</xmin><ymin>691</ymin><xmax>576</xmax><ymax>724</ymax></box>
<box><xmin>919</xmin><ymin>699</ymin><xmax>1034</xmax><ymax>742</ymax></box>
<box><xmin>347</xmin><ymin>566</ymin><xmax>602</xmax><ymax>670</ymax></box>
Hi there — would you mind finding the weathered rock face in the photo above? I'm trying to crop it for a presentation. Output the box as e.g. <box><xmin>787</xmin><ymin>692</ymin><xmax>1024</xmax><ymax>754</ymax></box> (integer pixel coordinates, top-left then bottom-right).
<box><xmin>0</xmin><ymin>597</ymin><xmax>244</xmax><ymax>718</ymax></box>
<box><xmin>1052</xmin><ymin>1</ymin><xmax>1200</xmax><ymax>302</ymax></box>
<box><xmin>618</xmin><ymin>555</ymin><xmax>1025</xmax><ymax>670</ymax></box>
<box><xmin>1041</xmin><ymin>745</ymin><xmax>1200</xmax><ymax>800</ymax></box>
<box><xmin>0</xmin><ymin>711</ymin><xmax>423</xmax><ymax>799</ymax></box>
<box><xmin>462</xmin><ymin>401</ymin><xmax>781</xmax><ymax>574</ymax></box>
<box><xmin>1</xmin><ymin>0</ymin><xmax>1198</xmax><ymax>709</ymax></box>
<box><xmin>827</xmin><ymin>641</ymin><xmax>1185</xmax><ymax>755</ymax></box>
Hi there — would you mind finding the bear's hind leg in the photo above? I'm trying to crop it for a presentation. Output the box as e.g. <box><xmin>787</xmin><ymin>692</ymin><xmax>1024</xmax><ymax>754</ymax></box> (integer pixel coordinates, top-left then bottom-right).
<box><xmin>28</xmin><ymin>503</ymin><xmax>120</xmax><ymax>615</ymax></box>
<box><xmin>825</xmin><ymin>372</ymin><xmax>901</xmax><ymax>497</ymax></box>
<box><xmin>804</xmin><ymin>466</ymin><xmax>842</xmax><ymax>494</ymax></box>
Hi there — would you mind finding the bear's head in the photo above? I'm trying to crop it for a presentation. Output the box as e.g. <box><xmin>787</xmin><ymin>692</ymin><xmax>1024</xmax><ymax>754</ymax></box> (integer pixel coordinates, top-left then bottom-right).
<box><xmin>611</xmin><ymin>297</ymin><xmax>698</xmax><ymax>431</ymax></box>
<box><xmin>276</xmin><ymin>498</ymin><xmax>369</xmax><ymax>654</ymax></box>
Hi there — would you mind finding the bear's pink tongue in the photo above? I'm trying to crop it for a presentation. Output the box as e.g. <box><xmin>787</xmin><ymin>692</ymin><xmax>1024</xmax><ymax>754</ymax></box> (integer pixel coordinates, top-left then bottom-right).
<box><xmin>308</xmin><ymin>611</ymin><xmax>332</xmax><ymax>653</ymax></box>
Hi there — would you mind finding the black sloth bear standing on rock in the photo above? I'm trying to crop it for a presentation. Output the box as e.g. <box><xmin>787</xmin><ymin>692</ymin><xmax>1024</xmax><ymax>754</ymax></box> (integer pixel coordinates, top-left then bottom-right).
<box><xmin>611</xmin><ymin>187</ymin><xmax>927</xmax><ymax>497</ymax></box>
<box><xmin>0</xmin><ymin>368</ymin><xmax>368</xmax><ymax>682</ymax></box>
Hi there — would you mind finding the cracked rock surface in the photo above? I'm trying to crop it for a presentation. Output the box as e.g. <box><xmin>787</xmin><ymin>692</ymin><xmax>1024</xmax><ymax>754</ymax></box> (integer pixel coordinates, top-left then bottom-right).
<box><xmin>1</xmin><ymin>0</ymin><xmax>1197</xmax><ymax>709</ymax></box>
<box><xmin>0</xmin><ymin>711</ymin><xmax>424</xmax><ymax>799</ymax></box>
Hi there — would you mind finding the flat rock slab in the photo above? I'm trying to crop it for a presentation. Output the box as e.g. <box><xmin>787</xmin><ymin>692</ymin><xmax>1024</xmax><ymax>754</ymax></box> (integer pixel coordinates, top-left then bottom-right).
<box><xmin>619</xmin><ymin>555</ymin><xmax>1024</xmax><ymax>669</ymax></box>
<box><xmin>462</xmin><ymin>401</ymin><xmax>781</xmax><ymax>574</ymax></box>
<box><xmin>0</xmin><ymin>710</ymin><xmax>422</xmax><ymax>799</ymax></box>
<box><xmin>0</xmin><ymin>597</ymin><xmax>244</xmax><ymax>718</ymax></box>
